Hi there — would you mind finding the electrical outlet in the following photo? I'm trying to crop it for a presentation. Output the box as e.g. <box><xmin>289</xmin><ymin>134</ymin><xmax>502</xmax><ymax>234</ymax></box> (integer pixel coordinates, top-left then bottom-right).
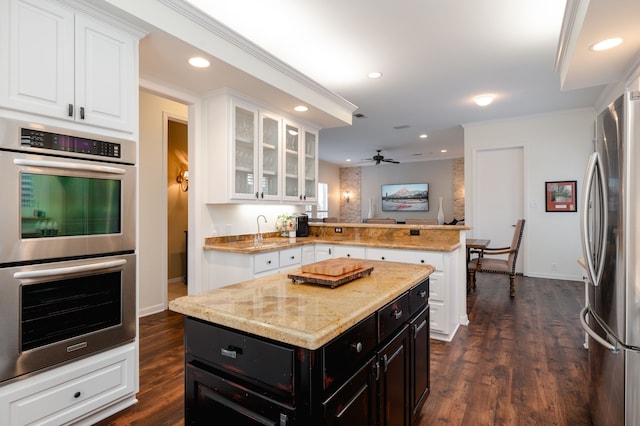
<box><xmin>334</xmin><ymin>227</ymin><xmax>343</xmax><ymax>233</ymax></box>
<box><xmin>410</xmin><ymin>229</ymin><xmax>420</xmax><ymax>236</ymax></box>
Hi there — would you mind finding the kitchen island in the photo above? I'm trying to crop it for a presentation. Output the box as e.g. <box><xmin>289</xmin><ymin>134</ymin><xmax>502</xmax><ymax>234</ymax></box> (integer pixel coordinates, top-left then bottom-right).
<box><xmin>201</xmin><ymin>222</ymin><xmax>468</xmax><ymax>341</ymax></box>
<box><xmin>170</xmin><ymin>260</ymin><xmax>433</xmax><ymax>425</ymax></box>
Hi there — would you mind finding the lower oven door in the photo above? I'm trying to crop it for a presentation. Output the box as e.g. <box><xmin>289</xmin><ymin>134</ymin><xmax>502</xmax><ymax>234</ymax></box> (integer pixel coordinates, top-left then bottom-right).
<box><xmin>0</xmin><ymin>253</ymin><xmax>136</xmax><ymax>384</ymax></box>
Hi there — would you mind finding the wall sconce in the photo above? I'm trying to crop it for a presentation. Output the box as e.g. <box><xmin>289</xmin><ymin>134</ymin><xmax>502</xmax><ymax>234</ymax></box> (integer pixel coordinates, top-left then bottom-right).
<box><xmin>343</xmin><ymin>191</ymin><xmax>351</xmax><ymax>203</ymax></box>
<box><xmin>177</xmin><ymin>165</ymin><xmax>189</xmax><ymax>192</ymax></box>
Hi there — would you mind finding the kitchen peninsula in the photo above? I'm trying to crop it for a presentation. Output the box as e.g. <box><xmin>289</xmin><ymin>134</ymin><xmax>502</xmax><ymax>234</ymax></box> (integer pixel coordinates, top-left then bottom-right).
<box><xmin>169</xmin><ymin>260</ymin><xmax>433</xmax><ymax>425</ymax></box>
<box><xmin>202</xmin><ymin>222</ymin><xmax>469</xmax><ymax>341</ymax></box>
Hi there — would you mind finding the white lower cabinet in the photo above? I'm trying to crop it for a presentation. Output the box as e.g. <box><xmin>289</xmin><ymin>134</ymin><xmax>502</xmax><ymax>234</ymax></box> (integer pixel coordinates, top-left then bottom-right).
<box><xmin>206</xmin><ymin>247</ymin><xmax>303</xmax><ymax>288</ymax></box>
<box><xmin>314</xmin><ymin>244</ymin><xmax>334</xmax><ymax>261</ymax></box>
<box><xmin>365</xmin><ymin>247</ymin><xmax>458</xmax><ymax>341</ymax></box>
<box><xmin>332</xmin><ymin>245</ymin><xmax>366</xmax><ymax>259</ymax></box>
<box><xmin>0</xmin><ymin>343</ymin><xmax>136</xmax><ymax>426</ymax></box>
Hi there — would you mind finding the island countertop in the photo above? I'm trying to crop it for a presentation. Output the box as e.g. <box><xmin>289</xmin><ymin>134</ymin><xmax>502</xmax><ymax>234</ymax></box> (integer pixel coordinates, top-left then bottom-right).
<box><xmin>169</xmin><ymin>260</ymin><xmax>433</xmax><ymax>350</ymax></box>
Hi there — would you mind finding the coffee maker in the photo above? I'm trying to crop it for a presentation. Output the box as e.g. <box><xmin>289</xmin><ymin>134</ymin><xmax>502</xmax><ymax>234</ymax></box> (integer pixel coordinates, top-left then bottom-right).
<box><xmin>293</xmin><ymin>213</ymin><xmax>309</xmax><ymax>237</ymax></box>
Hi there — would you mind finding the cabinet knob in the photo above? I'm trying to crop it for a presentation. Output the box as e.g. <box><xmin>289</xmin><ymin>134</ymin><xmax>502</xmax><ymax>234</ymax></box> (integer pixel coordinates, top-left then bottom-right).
<box><xmin>74</xmin><ymin>391</ymin><xmax>81</xmax><ymax>399</ymax></box>
<box><xmin>347</xmin><ymin>254</ymin><xmax>351</xmax><ymax>257</ymax></box>
<box><xmin>290</xmin><ymin>256</ymin><xmax>295</xmax><ymax>260</ymax></box>
<box><xmin>381</xmin><ymin>256</ymin><xmax>386</xmax><ymax>260</ymax></box>
<box><xmin>419</xmin><ymin>290</ymin><xmax>427</xmax><ymax>298</ymax></box>
<box><xmin>392</xmin><ymin>309</ymin><xmax>403</xmax><ymax>320</ymax></box>
<box><xmin>267</xmin><ymin>260</ymin><xmax>272</xmax><ymax>264</ymax></box>
<box><xmin>420</xmin><ymin>259</ymin><xmax>425</xmax><ymax>263</ymax></box>
<box><xmin>351</xmin><ymin>342</ymin><xmax>363</xmax><ymax>353</ymax></box>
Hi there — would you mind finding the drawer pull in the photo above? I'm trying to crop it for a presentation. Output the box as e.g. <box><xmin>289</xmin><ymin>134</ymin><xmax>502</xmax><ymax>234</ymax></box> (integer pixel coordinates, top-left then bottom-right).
<box><xmin>392</xmin><ymin>309</ymin><xmax>403</xmax><ymax>320</ymax></box>
<box><xmin>381</xmin><ymin>256</ymin><xmax>386</xmax><ymax>260</ymax></box>
<box><xmin>267</xmin><ymin>260</ymin><xmax>272</xmax><ymax>264</ymax></box>
<box><xmin>290</xmin><ymin>256</ymin><xmax>295</xmax><ymax>260</ymax></box>
<box><xmin>221</xmin><ymin>345</ymin><xmax>242</xmax><ymax>359</ymax></box>
<box><xmin>351</xmin><ymin>342</ymin><xmax>363</xmax><ymax>353</ymax></box>
<box><xmin>419</xmin><ymin>290</ymin><xmax>427</xmax><ymax>298</ymax></box>
<box><xmin>420</xmin><ymin>259</ymin><xmax>425</xmax><ymax>263</ymax></box>
<box><xmin>74</xmin><ymin>391</ymin><xmax>81</xmax><ymax>399</ymax></box>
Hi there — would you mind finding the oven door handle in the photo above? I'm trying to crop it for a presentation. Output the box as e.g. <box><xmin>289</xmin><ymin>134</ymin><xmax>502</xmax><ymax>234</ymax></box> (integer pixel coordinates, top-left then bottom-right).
<box><xmin>13</xmin><ymin>158</ymin><xmax>126</xmax><ymax>175</ymax></box>
<box><xmin>13</xmin><ymin>259</ymin><xmax>127</xmax><ymax>280</ymax></box>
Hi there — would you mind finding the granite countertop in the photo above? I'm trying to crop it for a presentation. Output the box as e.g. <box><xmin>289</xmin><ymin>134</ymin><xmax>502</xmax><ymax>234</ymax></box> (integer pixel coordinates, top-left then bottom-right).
<box><xmin>169</xmin><ymin>260</ymin><xmax>434</xmax><ymax>350</ymax></box>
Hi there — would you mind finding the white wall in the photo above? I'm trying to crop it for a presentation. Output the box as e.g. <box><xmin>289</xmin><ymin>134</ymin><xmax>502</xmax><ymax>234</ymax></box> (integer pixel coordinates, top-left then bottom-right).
<box><xmin>464</xmin><ymin>108</ymin><xmax>595</xmax><ymax>281</ymax></box>
<box><xmin>319</xmin><ymin>160</ymin><xmax>341</xmax><ymax>217</ymax></box>
<box><xmin>139</xmin><ymin>90</ymin><xmax>188</xmax><ymax>316</ymax></box>
<box><xmin>359</xmin><ymin>160</ymin><xmax>455</xmax><ymax>223</ymax></box>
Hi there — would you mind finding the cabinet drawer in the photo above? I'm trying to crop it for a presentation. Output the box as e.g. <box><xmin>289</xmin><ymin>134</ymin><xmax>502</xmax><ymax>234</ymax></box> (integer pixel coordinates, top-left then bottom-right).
<box><xmin>7</xmin><ymin>346</ymin><xmax>134</xmax><ymax>426</ymax></box>
<box><xmin>185</xmin><ymin>318</ymin><xmax>294</xmax><ymax>394</ymax></box>
<box><xmin>429</xmin><ymin>271</ymin><xmax>445</xmax><ymax>302</ymax></box>
<box><xmin>254</xmin><ymin>252</ymin><xmax>279</xmax><ymax>274</ymax></box>
<box><xmin>379</xmin><ymin>293</ymin><xmax>410</xmax><ymax>343</ymax></box>
<box><xmin>322</xmin><ymin>313</ymin><xmax>376</xmax><ymax>391</ymax></box>
<box><xmin>333</xmin><ymin>245</ymin><xmax>366</xmax><ymax>259</ymax></box>
<box><xmin>429</xmin><ymin>302</ymin><xmax>446</xmax><ymax>333</ymax></box>
<box><xmin>409</xmin><ymin>279</ymin><xmax>429</xmax><ymax>316</ymax></box>
<box><xmin>279</xmin><ymin>247</ymin><xmax>302</xmax><ymax>269</ymax></box>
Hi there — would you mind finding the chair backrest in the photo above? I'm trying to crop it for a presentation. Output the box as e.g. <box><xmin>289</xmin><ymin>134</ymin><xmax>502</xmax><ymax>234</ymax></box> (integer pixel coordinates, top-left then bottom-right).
<box><xmin>367</xmin><ymin>219</ymin><xmax>397</xmax><ymax>224</ymax></box>
<box><xmin>507</xmin><ymin>219</ymin><xmax>526</xmax><ymax>272</ymax></box>
<box><xmin>405</xmin><ymin>219</ymin><xmax>438</xmax><ymax>225</ymax></box>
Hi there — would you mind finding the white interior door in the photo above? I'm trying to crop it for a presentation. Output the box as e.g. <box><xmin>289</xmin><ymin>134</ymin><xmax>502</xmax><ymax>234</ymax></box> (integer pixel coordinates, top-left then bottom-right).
<box><xmin>474</xmin><ymin>147</ymin><xmax>524</xmax><ymax>272</ymax></box>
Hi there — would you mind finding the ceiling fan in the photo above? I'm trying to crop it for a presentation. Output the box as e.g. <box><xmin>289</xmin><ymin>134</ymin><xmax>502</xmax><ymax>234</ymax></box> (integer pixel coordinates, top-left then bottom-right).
<box><xmin>362</xmin><ymin>149</ymin><xmax>400</xmax><ymax>165</ymax></box>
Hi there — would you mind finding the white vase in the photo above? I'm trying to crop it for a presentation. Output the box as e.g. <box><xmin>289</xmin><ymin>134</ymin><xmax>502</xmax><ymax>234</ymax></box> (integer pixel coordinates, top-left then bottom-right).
<box><xmin>368</xmin><ymin>198</ymin><xmax>374</xmax><ymax>219</ymax></box>
<box><xmin>437</xmin><ymin>196</ymin><xmax>445</xmax><ymax>225</ymax></box>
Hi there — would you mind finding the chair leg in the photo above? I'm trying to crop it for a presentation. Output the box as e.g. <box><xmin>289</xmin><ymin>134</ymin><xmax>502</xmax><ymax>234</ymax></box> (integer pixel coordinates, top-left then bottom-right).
<box><xmin>509</xmin><ymin>274</ymin><xmax>515</xmax><ymax>297</ymax></box>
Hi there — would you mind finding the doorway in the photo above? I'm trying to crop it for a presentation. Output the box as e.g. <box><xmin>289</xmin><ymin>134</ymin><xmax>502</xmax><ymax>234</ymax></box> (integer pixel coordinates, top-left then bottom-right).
<box><xmin>473</xmin><ymin>146</ymin><xmax>525</xmax><ymax>273</ymax></box>
<box><xmin>167</xmin><ymin>119</ymin><xmax>188</xmax><ymax>302</ymax></box>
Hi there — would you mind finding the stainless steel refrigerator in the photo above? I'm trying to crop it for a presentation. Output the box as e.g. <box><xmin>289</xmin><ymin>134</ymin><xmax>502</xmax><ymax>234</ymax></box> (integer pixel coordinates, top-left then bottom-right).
<box><xmin>580</xmin><ymin>91</ymin><xmax>640</xmax><ymax>426</ymax></box>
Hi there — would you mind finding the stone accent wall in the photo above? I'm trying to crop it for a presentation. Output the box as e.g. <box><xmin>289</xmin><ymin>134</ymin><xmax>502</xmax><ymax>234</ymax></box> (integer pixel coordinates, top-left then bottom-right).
<box><xmin>453</xmin><ymin>158</ymin><xmax>465</xmax><ymax>221</ymax></box>
<box><xmin>339</xmin><ymin>166</ymin><xmax>362</xmax><ymax>223</ymax></box>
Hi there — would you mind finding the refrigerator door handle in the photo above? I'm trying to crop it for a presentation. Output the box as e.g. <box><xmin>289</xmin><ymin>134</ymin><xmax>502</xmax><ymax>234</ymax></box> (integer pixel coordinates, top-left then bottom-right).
<box><xmin>580</xmin><ymin>306</ymin><xmax>619</xmax><ymax>354</ymax></box>
<box><xmin>580</xmin><ymin>152</ymin><xmax>607</xmax><ymax>286</ymax></box>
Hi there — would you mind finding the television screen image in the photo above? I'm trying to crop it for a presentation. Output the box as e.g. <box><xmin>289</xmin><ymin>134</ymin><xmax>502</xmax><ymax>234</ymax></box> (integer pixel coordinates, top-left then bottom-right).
<box><xmin>381</xmin><ymin>183</ymin><xmax>429</xmax><ymax>211</ymax></box>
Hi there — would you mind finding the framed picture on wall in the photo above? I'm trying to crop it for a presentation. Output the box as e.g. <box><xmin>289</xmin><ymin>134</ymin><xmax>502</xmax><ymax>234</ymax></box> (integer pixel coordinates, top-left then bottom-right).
<box><xmin>545</xmin><ymin>180</ymin><xmax>577</xmax><ymax>212</ymax></box>
<box><xmin>381</xmin><ymin>183</ymin><xmax>429</xmax><ymax>211</ymax></box>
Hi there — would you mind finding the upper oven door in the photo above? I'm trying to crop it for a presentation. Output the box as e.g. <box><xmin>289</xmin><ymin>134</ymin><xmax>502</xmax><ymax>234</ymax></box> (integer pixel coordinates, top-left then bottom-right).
<box><xmin>0</xmin><ymin>150</ymin><xmax>135</xmax><ymax>264</ymax></box>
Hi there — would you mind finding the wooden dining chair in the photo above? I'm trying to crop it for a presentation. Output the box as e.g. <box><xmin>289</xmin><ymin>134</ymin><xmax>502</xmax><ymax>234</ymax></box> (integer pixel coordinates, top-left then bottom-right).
<box><xmin>468</xmin><ymin>219</ymin><xmax>525</xmax><ymax>297</ymax></box>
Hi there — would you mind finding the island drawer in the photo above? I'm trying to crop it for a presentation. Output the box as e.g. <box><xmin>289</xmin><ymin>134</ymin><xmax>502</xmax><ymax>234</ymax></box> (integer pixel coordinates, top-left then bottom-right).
<box><xmin>378</xmin><ymin>292</ymin><xmax>410</xmax><ymax>343</ymax></box>
<box><xmin>185</xmin><ymin>318</ymin><xmax>294</xmax><ymax>394</ymax></box>
<box><xmin>322</xmin><ymin>313</ymin><xmax>376</xmax><ymax>390</ymax></box>
<box><xmin>409</xmin><ymin>278</ymin><xmax>429</xmax><ymax>316</ymax></box>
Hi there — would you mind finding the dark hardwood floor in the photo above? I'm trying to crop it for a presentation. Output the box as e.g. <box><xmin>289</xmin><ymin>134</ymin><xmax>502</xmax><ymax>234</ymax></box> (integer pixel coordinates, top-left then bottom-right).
<box><xmin>96</xmin><ymin>274</ymin><xmax>591</xmax><ymax>426</ymax></box>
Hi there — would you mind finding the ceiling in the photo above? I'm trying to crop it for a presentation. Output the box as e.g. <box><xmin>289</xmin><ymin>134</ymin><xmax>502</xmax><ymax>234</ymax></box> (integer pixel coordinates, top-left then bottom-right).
<box><xmin>137</xmin><ymin>0</ymin><xmax>640</xmax><ymax>166</ymax></box>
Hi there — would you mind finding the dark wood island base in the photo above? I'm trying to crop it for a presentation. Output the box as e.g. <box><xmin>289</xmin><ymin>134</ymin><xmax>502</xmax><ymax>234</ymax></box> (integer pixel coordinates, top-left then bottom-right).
<box><xmin>182</xmin><ymin>277</ymin><xmax>430</xmax><ymax>426</ymax></box>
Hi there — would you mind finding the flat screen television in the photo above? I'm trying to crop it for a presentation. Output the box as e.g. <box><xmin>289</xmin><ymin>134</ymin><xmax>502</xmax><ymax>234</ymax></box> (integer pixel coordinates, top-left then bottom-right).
<box><xmin>381</xmin><ymin>183</ymin><xmax>429</xmax><ymax>211</ymax></box>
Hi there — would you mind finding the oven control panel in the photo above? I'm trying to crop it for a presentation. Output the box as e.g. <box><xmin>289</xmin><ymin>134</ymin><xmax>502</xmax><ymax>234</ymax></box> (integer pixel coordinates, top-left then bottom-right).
<box><xmin>21</xmin><ymin>128</ymin><xmax>121</xmax><ymax>159</ymax></box>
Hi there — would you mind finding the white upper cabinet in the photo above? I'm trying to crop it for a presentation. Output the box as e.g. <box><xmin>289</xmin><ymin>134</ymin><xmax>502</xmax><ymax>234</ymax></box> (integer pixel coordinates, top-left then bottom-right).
<box><xmin>230</xmin><ymin>100</ymin><xmax>282</xmax><ymax>201</ymax></box>
<box><xmin>207</xmin><ymin>92</ymin><xmax>319</xmax><ymax>204</ymax></box>
<box><xmin>1</xmin><ymin>0</ymin><xmax>138</xmax><ymax>133</ymax></box>
<box><xmin>282</xmin><ymin>119</ymin><xmax>318</xmax><ymax>203</ymax></box>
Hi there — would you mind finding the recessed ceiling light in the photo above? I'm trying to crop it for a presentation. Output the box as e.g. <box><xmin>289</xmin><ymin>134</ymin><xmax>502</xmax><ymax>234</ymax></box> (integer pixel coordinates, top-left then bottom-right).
<box><xmin>474</xmin><ymin>94</ymin><xmax>494</xmax><ymax>107</ymax></box>
<box><xmin>294</xmin><ymin>105</ymin><xmax>308</xmax><ymax>112</ymax></box>
<box><xmin>188</xmin><ymin>57</ymin><xmax>210</xmax><ymax>68</ymax></box>
<box><xmin>590</xmin><ymin>37</ymin><xmax>623</xmax><ymax>51</ymax></box>
<box><xmin>346</xmin><ymin>158</ymin><xmax>352</xmax><ymax>162</ymax></box>
<box><xmin>419</xmin><ymin>134</ymin><xmax>428</xmax><ymax>139</ymax></box>
<box><xmin>368</xmin><ymin>72</ymin><xmax>383</xmax><ymax>79</ymax></box>
<box><xmin>441</xmin><ymin>149</ymin><xmax>448</xmax><ymax>153</ymax></box>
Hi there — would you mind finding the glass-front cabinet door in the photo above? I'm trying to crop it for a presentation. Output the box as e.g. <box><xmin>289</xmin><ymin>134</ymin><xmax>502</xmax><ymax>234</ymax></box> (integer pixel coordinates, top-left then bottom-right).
<box><xmin>283</xmin><ymin>121</ymin><xmax>301</xmax><ymax>201</ymax></box>
<box><xmin>259</xmin><ymin>112</ymin><xmax>281</xmax><ymax>200</ymax></box>
<box><xmin>232</xmin><ymin>103</ymin><xmax>258</xmax><ymax>199</ymax></box>
<box><xmin>303</xmin><ymin>128</ymin><xmax>318</xmax><ymax>202</ymax></box>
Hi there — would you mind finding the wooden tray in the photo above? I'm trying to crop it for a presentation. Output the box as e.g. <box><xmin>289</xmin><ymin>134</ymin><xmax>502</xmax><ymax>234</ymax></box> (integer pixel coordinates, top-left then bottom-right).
<box><xmin>288</xmin><ymin>265</ymin><xmax>374</xmax><ymax>288</ymax></box>
<box><xmin>301</xmin><ymin>258</ymin><xmax>363</xmax><ymax>276</ymax></box>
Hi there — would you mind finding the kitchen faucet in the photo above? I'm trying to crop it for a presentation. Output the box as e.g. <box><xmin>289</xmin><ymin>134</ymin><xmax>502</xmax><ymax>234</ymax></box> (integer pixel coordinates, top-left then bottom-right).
<box><xmin>255</xmin><ymin>215</ymin><xmax>267</xmax><ymax>246</ymax></box>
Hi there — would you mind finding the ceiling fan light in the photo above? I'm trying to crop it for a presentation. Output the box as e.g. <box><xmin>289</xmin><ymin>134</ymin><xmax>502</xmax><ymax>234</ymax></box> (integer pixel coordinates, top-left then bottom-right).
<box><xmin>590</xmin><ymin>37</ymin><xmax>623</xmax><ymax>51</ymax></box>
<box><xmin>474</xmin><ymin>94</ymin><xmax>494</xmax><ymax>107</ymax></box>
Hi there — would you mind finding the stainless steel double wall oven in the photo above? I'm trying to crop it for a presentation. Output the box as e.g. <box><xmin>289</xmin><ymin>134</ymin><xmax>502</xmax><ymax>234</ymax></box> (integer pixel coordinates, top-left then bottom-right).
<box><xmin>0</xmin><ymin>118</ymin><xmax>136</xmax><ymax>383</ymax></box>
